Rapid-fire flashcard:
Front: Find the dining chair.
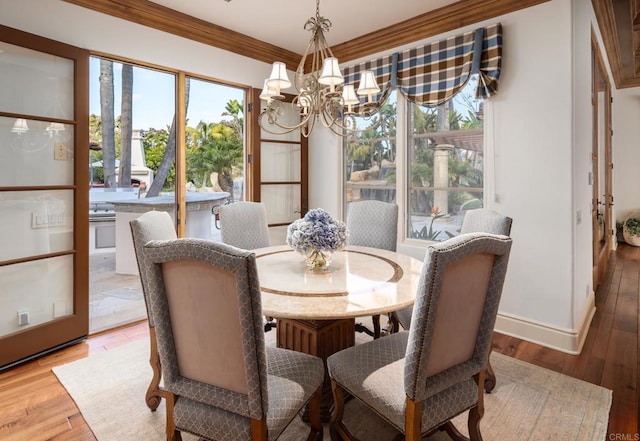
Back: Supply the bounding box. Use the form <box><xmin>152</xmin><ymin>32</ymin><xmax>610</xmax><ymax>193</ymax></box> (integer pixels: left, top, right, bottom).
<box><xmin>390</xmin><ymin>208</ymin><xmax>513</xmax><ymax>393</ymax></box>
<box><xmin>219</xmin><ymin>201</ymin><xmax>271</xmax><ymax>250</ymax></box>
<box><xmin>346</xmin><ymin>199</ymin><xmax>398</xmax><ymax>339</ymax></box>
<box><xmin>142</xmin><ymin>238</ymin><xmax>325</xmax><ymax>441</ymax></box>
<box><xmin>218</xmin><ymin>201</ymin><xmax>276</xmax><ymax>331</ymax></box>
<box><xmin>327</xmin><ymin>233</ymin><xmax>513</xmax><ymax>441</ymax></box>
<box><xmin>129</xmin><ymin>210</ymin><xmax>177</xmax><ymax>411</ymax></box>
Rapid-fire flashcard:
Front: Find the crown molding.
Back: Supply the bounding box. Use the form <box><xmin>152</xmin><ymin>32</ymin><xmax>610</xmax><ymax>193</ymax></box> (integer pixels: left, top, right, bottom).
<box><xmin>63</xmin><ymin>0</ymin><xmax>551</xmax><ymax>73</ymax></box>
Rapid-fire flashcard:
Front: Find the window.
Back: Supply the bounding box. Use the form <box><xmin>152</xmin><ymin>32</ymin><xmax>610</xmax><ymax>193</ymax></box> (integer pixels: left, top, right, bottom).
<box><xmin>344</xmin><ymin>78</ymin><xmax>485</xmax><ymax>243</ymax></box>
<box><xmin>345</xmin><ymin>91</ymin><xmax>397</xmax><ymax>207</ymax></box>
<box><xmin>407</xmin><ymin>77</ymin><xmax>484</xmax><ymax>241</ymax></box>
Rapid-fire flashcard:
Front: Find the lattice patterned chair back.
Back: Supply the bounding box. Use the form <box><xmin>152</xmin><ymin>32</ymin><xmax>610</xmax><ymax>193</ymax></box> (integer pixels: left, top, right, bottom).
<box><xmin>142</xmin><ymin>238</ymin><xmax>324</xmax><ymax>441</ymax></box>
<box><xmin>460</xmin><ymin>208</ymin><xmax>513</xmax><ymax>236</ymax></box>
<box><xmin>327</xmin><ymin>233</ymin><xmax>512</xmax><ymax>441</ymax></box>
<box><xmin>346</xmin><ymin>200</ymin><xmax>398</xmax><ymax>339</ymax></box>
<box><xmin>219</xmin><ymin>201</ymin><xmax>271</xmax><ymax>250</ymax></box>
<box><xmin>346</xmin><ymin>200</ymin><xmax>398</xmax><ymax>252</ymax></box>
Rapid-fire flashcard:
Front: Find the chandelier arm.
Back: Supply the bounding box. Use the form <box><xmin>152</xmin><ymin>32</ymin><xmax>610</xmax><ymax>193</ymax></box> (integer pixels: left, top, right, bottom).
<box><xmin>258</xmin><ymin>101</ymin><xmax>316</xmax><ymax>136</ymax></box>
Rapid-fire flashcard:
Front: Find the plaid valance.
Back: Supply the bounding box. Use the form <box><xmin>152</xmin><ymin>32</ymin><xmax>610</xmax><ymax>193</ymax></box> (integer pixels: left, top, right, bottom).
<box><xmin>342</xmin><ymin>53</ymin><xmax>395</xmax><ymax>109</ymax></box>
<box><xmin>342</xmin><ymin>23</ymin><xmax>502</xmax><ymax>108</ymax></box>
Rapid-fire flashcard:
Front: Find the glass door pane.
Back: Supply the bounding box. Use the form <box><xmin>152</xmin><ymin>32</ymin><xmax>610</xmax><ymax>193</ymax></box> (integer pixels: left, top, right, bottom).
<box><xmin>0</xmin><ymin>33</ymin><xmax>89</xmax><ymax>369</ymax></box>
<box><xmin>184</xmin><ymin>77</ymin><xmax>245</xmax><ymax>242</ymax></box>
<box><xmin>88</xmin><ymin>56</ymin><xmax>176</xmax><ymax>332</ymax></box>
<box><xmin>254</xmin><ymin>90</ymin><xmax>307</xmax><ymax>245</ymax></box>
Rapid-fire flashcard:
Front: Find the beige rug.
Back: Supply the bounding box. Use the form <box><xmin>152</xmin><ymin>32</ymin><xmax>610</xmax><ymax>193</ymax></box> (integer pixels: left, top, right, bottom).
<box><xmin>53</xmin><ymin>337</ymin><xmax>611</xmax><ymax>441</ymax></box>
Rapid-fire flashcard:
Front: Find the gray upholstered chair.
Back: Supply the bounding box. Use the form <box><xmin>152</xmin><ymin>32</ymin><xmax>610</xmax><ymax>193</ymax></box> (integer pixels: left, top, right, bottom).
<box><xmin>392</xmin><ymin>208</ymin><xmax>513</xmax><ymax>331</ymax></box>
<box><xmin>460</xmin><ymin>208</ymin><xmax>513</xmax><ymax>237</ymax></box>
<box><xmin>346</xmin><ymin>199</ymin><xmax>398</xmax><ymax>339</ymax></box>
<box><xmin>219</xmin><ymin>201</ymin><xmax>271</xmax><ymax>251</ymax></box>
<box><xmin>141</xmin><ymin>238</ymin><xmax>324</xmax><ymax>441</ymax></box>
<box><xmin>129</xmin><ymin>210</ymin><xmax>177</xmax><ymax>411</ymax></box>
<box><xmin>390</xmin><ymin>208</ymin><xmax>513</xmax><ymax>393</ymax></box>
<box><xmin>327</xmin><ymin>233</ymin><xmax>512</xmax><ymax>441</ymax></box>
<box><xmin>218</xmin><ymin>201</ymin><xmax>275</xmax><ymax>331</ymax></box>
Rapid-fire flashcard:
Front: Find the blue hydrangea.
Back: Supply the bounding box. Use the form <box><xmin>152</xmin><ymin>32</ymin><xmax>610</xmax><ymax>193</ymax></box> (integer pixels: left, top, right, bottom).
<box><xmin>286</xmin><ymin>208</ymin><xmax>348</xmax><ymax>253</ymax></box>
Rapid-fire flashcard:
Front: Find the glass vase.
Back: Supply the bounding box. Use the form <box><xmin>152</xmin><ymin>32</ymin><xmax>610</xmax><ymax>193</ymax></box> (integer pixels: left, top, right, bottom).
<box><xmin>304</xmin><ymin>248</ymin><xmax>332</xmax><ymax>270</ymax></box>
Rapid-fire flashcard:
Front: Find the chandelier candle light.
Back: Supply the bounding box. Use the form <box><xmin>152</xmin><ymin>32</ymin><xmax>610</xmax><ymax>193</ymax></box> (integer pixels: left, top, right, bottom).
<box><xmin>259</xmin><ymin>0</ymin><xmax>381</xmax><ymax>137</ymax></box>
<box><xmin>286</xmin><ymin>208</ymin><xmax>348</xmax><ymax>270</ymax></box>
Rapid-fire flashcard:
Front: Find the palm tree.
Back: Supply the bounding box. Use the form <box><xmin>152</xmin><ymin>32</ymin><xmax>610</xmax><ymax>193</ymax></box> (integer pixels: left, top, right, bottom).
<box><xmin>118</xmin><ymin>63</ymin><xmax>133</xmax><ymax>188</ymax></box>
<box><xmin>188</xmin><ymin>121</ymin><xmax>243</xmax><ymax>193</ymax></box>
<box><xmin>221</xmin><ymin>99</ymin><xmax>244</xmax><ymax>137</ymax></box>
<box><xmin>99</xmin><ymin>59</ymin><xmax>116</xmax><ymax>188</ymax></box>
<box><xmin>146</xmin><ymin>80</ymin><xmax>191</xmax><ymax>197</ymax></box>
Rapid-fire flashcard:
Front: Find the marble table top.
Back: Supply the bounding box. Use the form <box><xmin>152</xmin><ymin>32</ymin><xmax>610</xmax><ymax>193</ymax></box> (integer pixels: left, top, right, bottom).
<box><xmin>255</xmin><ymin>245</ymin><xmax>423</xmax><ymax>320</ymax></box>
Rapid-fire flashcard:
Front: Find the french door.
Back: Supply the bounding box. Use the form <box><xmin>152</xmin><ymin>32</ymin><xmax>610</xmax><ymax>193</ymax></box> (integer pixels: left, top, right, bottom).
<box><xmin>249</xmin><ymin>89</ymin><xmax>308</xmax><ymax>244</ymax></box>
<box><xmin>0</xmin><ymin>26</ymin><xmax>89</xmax><ymax>369</ymax></box>
<box><xmin>591</xmin><ymin>35</ymin><xmax>613</xmax><ymax>290</ymax></box>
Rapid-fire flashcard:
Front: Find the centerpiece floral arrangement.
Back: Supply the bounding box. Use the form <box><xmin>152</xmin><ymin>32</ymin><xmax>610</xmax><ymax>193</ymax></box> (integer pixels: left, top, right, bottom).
<box><xmin>286</xmin><ymin>208</ymin><xmax>348</xmax><ymax>269</ymax></box>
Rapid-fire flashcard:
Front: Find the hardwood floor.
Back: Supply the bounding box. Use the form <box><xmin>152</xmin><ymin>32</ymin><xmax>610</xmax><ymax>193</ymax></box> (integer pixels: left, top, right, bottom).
<box><xmin>0</xmin><ymin>244</ymin><xmax>638</xmax><ymax>440</ymax></box>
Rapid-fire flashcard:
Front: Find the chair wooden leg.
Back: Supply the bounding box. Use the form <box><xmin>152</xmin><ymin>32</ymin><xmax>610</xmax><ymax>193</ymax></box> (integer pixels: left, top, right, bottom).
<box><xmin>306</xmin><ymin>386</ymin><xmax>323</xmax><ymax>441</ymax></box>
<box><xmin>404</xmin><ymin>397</ymin><xmax>423</xmax><ymax>441</ymax></box>
<box><xmin>468</xmin><ymin>371</ymin><xmax>486</xmax><ymax>441</ymax></box>
<box><xmin>329</xmin><ymin>379</ymin><xmax>358</xmax><ymax>440</ymax></box>
<box><xmin>165</xmin><ymin>393</ymin><xmax>182</xmax><ymax>441</ymax></box>
<box><xmin>264</xmin><ymin>316</ymin><xmax>277</xmax><ymax>332</ymax></box>
<box><xmin>372</xmin><ymin>314</ymin><xmax>381</xmax><ymax>339</ymax></box>
<box><xmin>388</xmin><ymin>313</ymin><xmax>400</xmax><ymax>334</ymax></box>
<box><xmin>146</xmin><ymin>326</ymin><xmax>166</xmax><ymax>411</ymax></box>
<box><xmin>483</xmin><ymin>358</ymin><xmax>496</xmax><ymax>393</ymax></box>
<box><xmin>442</xmin><ymin>421</ymin><xmax>468</xmax><ymax>441</ymax></box>
<box><xmin>250</xmin><ymin>418</ymin><xmax>268</xmax><ymax>441</ymax></box>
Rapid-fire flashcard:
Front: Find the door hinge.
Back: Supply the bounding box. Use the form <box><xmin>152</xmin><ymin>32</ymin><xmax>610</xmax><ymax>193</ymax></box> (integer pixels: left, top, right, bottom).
<box><xmin>248</xmin><ymin>154</ymin><xmax>253</xmax><ymax>164</ymax></box>
<box><xmin>248</xmin><ymin>103</ymin><xmax>253</xmax><ymax>112</ymax></box>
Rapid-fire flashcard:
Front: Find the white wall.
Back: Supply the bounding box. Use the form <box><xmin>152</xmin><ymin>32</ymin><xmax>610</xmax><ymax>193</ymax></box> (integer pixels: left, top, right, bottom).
<box><xmin>308</xmin><ymin>128</ymin><xmax>342</xmax><ymax>218</ymax></box>
<box><xmin>1</xmin><ymin>0</ymin><xmax>621</xmax><ymax>352</ymax></box>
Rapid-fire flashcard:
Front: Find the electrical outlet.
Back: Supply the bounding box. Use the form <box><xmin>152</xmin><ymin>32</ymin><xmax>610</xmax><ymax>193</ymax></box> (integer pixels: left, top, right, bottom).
<box><xmin>17</xmin><ymin>311</ymin><xmax>29</xmax><ymax>326</ymax></box>
<box><xmin>54</xmin><ymin>143</ymin><xmax>68</xmax><ymax>161</ymax></box>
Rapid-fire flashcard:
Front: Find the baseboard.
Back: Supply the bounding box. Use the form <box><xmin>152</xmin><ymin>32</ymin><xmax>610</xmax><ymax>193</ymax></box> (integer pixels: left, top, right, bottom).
<box><xmin>494</xmin><ymin>293</ymin><xmax>596</xmax><ymax>355</ymax></box>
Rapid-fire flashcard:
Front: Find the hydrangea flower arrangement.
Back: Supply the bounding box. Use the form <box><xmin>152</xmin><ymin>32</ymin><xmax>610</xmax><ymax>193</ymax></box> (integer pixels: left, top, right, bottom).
<box><xmin>286</xmin><ymin>208</ymin><xmax>348</xmax><ymax>267</ymax></box>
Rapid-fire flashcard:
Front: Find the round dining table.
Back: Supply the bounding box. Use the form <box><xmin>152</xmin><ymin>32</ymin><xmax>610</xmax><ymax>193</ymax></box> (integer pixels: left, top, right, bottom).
<box><xmin>254</xmin><ymin>244</ymin><xmax>424</xmax><ymax>420</ymax></box>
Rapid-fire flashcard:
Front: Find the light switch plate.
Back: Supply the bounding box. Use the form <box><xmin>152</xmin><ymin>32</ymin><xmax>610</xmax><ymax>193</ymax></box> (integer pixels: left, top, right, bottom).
<box><xmin>54</xmin><ymin>143</ymin><xmax>68</xmax><ymax>160</ymax></box>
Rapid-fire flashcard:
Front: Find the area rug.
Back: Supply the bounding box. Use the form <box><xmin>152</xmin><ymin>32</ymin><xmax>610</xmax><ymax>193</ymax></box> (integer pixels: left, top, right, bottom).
<box><xmin>53</xmin><ymin>338</ymin><xmax>611</xmax><ymax>441</ymax></box>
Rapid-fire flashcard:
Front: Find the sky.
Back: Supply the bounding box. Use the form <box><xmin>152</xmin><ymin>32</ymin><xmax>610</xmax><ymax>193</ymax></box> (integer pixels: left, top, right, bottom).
<box><xmin>89</xmin><ymin>57</ymin><xmax>244</xmax><ymax>131</ymax></box>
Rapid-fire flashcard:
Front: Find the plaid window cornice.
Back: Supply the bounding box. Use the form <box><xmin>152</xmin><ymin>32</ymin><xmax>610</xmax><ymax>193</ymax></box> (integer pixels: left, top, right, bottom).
<box><xmin>342</xmin><ymin>23</ymin><xmax>502</xmax><ymax>108</ymax></box>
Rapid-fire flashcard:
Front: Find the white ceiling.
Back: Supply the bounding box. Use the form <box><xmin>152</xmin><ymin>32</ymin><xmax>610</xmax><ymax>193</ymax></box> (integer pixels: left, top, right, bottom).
<box><xmin>149</xmin><ymin>0</ymin><xmax>460</xmax><ymax>54</ymax></box>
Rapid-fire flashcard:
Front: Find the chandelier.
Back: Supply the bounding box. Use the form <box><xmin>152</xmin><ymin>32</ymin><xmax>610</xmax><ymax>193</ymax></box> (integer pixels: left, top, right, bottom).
<box><xmin>258</xmin><ymin>0</ymin><xmax>381</xmax><ymax>138</ymax></box>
